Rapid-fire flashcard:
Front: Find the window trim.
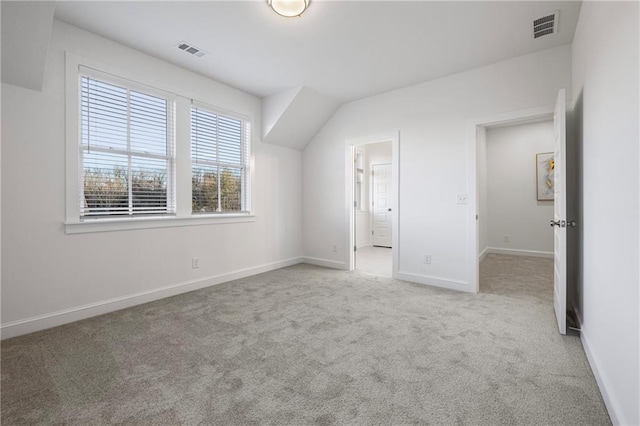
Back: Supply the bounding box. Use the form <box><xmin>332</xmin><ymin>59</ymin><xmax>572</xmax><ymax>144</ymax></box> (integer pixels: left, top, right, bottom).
<box><xmin>65</xmin><ymin>213</ymin><xmax>256</xmax><ymax>234</ymax></box>
<box><xmin>190</xmin><ymin>100</ymin><xmax>251</xmax><ymax>215</ymax></box>
<box><xmin>78</xmin><ymin>67</ymin><xmax>177</xmax><ymax>219</ymax></box>
<box><xmin>65</xmin><ymin>53</ymin><xmax>256</xmax><ymax>234</ymax></box>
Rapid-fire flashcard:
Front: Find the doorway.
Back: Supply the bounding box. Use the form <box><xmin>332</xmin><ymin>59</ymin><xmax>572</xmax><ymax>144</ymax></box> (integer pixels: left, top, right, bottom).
<box><xmin>346</xmin><ymin>132</ymin><xmax>399</xmax><ymax>278</ymax></box>
<box><xmin>354</xmin><ymin>143</ymin><xmax>392</xmax><ymax>276</ymax></box>
<box><xmin>468</xmin><ymin>105</ymin><xmax>554</xmax><ymax>292</ymax></box>
<box><xmin>477</xmin><ymin>119</ymin><xmax>556</xmax><ymax>317</ymax></box>
<box><xmin>471</xmin><ymin>90</ymin><xmax>575</xmax><ymax>335</ymax></box>
<box><xmin>478</xmin><ymin>119</ymin><xmax>555</xmax><ymax>262</ymax></box>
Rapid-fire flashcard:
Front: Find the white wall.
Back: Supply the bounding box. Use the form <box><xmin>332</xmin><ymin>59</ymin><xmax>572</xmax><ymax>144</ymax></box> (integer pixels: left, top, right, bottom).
<box><xmin>485</xmin><ymin>121</ymin><xmax>554</xmax><ymax>255</ymax></box>
<box><xmin>1</xmin><ymin>21</ymin><xmax>303</xmax><ymax>337</ymax></box>
<box><xmin>303</xmin><ymin>45</ymin><xmax>572</xmax><ymax>291</ymax></box>
<box><xmin>571</xmin><ymin>2</ymin><xmax>639</xmax><ymax>425</ymax></box>
<box><xmin>366</xmin><ymin>141</ymin><xmax>392</xmax><ymax>165</ymax></box>
<box><xmin>0</xmin><ymin>3</ymin><xmax>3</xmax><ymax>333</ymax></box>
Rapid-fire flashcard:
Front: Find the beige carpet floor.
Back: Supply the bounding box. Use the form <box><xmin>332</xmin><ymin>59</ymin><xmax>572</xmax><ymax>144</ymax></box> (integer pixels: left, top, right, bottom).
<box><xmin>1</xmin><ymin>254</ymin><xmax>610</xmax><ymax>425</ymax></box>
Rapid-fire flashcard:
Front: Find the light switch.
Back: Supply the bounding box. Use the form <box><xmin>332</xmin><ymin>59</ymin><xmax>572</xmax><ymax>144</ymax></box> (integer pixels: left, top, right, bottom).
<box><xmin>456</xmin><ymin>193</ymin><xmax>468</xmax><ymax>204</ymax></box>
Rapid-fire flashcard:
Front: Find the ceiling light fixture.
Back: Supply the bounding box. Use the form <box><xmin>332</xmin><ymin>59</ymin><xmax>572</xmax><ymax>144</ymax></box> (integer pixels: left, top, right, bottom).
<box><xmin>267</xmin><ymin>0</ymin><xmax>310</xmax><ymax>17</ymax></box>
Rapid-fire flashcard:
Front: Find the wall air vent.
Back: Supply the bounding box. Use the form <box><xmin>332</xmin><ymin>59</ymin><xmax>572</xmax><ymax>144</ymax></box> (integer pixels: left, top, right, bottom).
<box><xmin>533</xmin><ymin>11</ymin><xmax>559</xmax><ymax>39</ymax></box>
<box><xmin>176</xmin><ymin>41</ymin><xmax>207</xmax><ymax>58</ymax></box>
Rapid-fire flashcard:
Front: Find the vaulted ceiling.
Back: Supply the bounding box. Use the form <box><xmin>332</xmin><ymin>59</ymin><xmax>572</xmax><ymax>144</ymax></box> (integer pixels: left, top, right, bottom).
<box><xmin>2</xmin><ymin>1</ymin><xmax>582</xmax><ymax>149</ymax></box>
<box><xmin>54</xmin><ymin>1</ymin><xmax>581</xmax><ymax>102</ymax></box>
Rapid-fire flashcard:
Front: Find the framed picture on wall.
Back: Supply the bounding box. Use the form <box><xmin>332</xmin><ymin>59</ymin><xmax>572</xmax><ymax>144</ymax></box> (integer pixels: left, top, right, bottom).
<box><xmin>536</xmin><ymin>152</ymin><xmax>554</xmax><ymax>201</ymax></box>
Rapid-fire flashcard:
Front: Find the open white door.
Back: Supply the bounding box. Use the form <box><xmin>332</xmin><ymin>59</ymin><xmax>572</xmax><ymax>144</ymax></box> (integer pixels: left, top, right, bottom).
<box><xmin>552</xmin><ymin>88</ymin><xmax>567</xmax><ymax>335</ymax></box>
<box><xmin>372</xmin><ymin>164</ymin><xmax>392</xmax><ymax>247</ymax></box>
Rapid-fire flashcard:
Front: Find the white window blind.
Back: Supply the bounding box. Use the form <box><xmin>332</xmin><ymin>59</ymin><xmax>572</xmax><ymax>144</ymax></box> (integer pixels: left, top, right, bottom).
<box><xmin>191</xmin><ymin>104</ymin><xmax>250</xmax><ymax>213</ymax></box>
<box><xmin>79</xmin><ymin>70</ymin><xmax>176</xmax><ymax>218</ymax></box>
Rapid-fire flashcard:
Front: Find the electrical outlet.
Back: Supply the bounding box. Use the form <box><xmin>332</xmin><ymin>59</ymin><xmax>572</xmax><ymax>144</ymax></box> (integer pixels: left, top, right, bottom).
<box><xmin>503</xmin><ymin>234</ymin><xmax>510</xmax><ymax>243</ymax></box>
<box><xmin>192</xmin><ymin>257</ymin><xmax>200</xmax><ymax>269</ymax></box>
<box><xmin>424</xmin><ymin>254</ymin><xmax>431</xmax><ymax>264</ymax></box>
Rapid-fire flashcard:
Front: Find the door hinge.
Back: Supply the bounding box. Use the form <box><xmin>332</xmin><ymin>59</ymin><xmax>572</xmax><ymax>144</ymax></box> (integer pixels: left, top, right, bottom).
<box><xmin>372</xmin><ymin>230</ymin><xmax>374</xmax><ymax>235</ymax></box>
<box><xmin>354</xmin><ymin>201</ymin><xmax>357</xmax><ymax>208</ymax></box>
<box><xmin>354</xmin><ymin>245</ymin><xmax>357</xmax><ymax>252</ymax></box>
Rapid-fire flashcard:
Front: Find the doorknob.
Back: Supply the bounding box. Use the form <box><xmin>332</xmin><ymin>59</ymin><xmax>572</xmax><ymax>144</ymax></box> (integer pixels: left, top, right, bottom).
<box><xmin>388</xmin><ymin>208</ymin><xmax>392</xmax><ymax>212</ymax></box>
<box><xmin>550</xmin><ymin>220</ymin><xmax>574</xmax><ymax>228</ymax></box>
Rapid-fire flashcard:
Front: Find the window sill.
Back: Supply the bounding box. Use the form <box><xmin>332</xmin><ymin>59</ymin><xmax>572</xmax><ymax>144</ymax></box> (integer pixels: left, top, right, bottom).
<box><xmin>65</xmin><ymin>214</ymin><xmax>256</xmax><ymax>234</ymax></box>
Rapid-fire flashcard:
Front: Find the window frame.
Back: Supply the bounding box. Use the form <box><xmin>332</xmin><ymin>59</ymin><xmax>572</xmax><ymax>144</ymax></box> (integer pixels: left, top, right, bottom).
<box><xmin>190</xmin><ymin>101</ymin><xmax>252</xmax><ymax>215</ymax></box>
<box><xmin>78</xmin><ymin>68</ymin><xmax>177</xmax><ymax>219</ymax></box>
<box><xmin>64</xmin><ymin>53</ymin><xmax>255</xmax><ymax>234</ymax></box>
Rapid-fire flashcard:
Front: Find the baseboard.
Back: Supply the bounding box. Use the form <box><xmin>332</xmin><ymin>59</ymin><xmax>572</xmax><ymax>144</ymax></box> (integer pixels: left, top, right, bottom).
<box><xmin>479</xmin><ymin>247</ymin><xmax>489</xmax><ymax>262</ymax></box>
<box><xmin>395</xmin><ymin>271</ymin><xmax>472</xmax><ymax>293</ymax></box>
<box><xmin>1</xmin><ymin>257</ymin><xmax>303</xmax><ymax>340</ymax></box>
<box><xmin>301</xmin><ymin>256</ymin><xmax>347</xmax><ymax>270</ymax></box>
<box><xmin>486</xmin><ymin>247</ymin><xmax>554</xmax><ymax>259</ymax></box>
<box><xmin>580</xmin><ymin>327</ymin><xmax>625</xmax><ymax>426</ymax></box>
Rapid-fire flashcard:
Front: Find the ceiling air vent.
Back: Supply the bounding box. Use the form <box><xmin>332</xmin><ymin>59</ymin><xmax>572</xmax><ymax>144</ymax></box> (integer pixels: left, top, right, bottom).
<box><xmin>533</xmin><ymin>11</ymin><xmax>559</xmax><ymax>39</ymax></box>
<box><xmin>176</xmin><ymin>41</ymin><xmax>207</xmax><ymax>58</ymax></box>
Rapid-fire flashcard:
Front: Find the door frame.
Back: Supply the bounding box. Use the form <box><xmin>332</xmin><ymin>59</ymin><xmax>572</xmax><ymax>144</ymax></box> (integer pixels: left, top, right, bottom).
<box><xmin>346</xmin><ymin>132</ymin><xmax>400</xmax><ymax>276</ymax></box>
<box><xmin>467</xmin><ymin>105</ymin><xmax>555</xmax><ymax>293</ymax></box>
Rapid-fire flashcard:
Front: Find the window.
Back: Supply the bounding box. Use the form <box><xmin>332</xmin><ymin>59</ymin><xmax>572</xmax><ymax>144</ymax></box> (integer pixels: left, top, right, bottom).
<box><xmin>79</xmin><ymin>70</ymin><xmax>175</xmax><ymax>218</ymax></box>
<box><xmin>191</xmin><ymin>104</ymin><xmax>250</xmax><ymax>214</ymax></box>
<box><xmin>66</xmin><ymin>55</ymin><xmax>255</xmax><ymax>233</ymax></box>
